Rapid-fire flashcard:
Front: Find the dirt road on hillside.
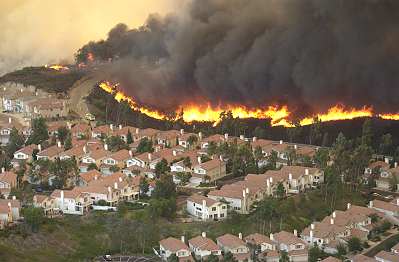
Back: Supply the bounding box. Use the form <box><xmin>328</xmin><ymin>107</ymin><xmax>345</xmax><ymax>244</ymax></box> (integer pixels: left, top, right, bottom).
<box><xmin>68</xmin><ymin>74</ymin><xmax>103</xmax><ymax>118</ymax></box>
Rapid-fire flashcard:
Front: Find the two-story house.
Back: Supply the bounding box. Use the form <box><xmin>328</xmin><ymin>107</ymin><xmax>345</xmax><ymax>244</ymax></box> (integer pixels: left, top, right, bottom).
<box><xmin>186</xmin><ymin>194</ymin><xmax>227</xmax><ymax>221</ymax></box>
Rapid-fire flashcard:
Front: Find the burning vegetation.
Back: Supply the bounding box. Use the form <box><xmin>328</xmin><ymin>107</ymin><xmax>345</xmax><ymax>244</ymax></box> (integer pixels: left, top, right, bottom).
<box><xmin>98</xmin><ymin>81</ymin><xmax>399</xmax><ymax>127</ymax></box>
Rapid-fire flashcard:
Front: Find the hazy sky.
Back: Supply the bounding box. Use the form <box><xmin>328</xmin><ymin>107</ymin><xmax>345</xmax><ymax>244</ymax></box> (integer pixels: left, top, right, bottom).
<box><xmin>0</xmin><ymin>0</ymin><xmax>182</xmax><ymax>75</ymax></box>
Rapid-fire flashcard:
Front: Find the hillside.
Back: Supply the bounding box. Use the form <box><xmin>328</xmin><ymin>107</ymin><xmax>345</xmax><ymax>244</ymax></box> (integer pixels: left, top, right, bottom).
<box><xmin>0</xmin><ymin>66</ymin><xmax>86</xmax><ymax>93</ymax></box>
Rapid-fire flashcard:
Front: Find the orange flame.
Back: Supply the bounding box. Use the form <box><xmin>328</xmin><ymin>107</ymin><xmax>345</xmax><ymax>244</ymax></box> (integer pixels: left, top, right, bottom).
<box><xmin>44</xmin><ymin>64</ymin><xmax>69</xmax><ymax>71</ymax></box>
<box><xmin>98</xmin><ymin>81</ymin><xmax>399</xmax><ymax>127</ymax></box>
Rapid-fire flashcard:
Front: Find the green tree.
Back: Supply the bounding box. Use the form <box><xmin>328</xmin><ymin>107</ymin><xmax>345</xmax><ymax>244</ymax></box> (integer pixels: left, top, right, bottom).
<box><xmin>64</xmin><ymin>133</ymin><xmax>72</xmax><ymax>150</ymax></box>
<box><xmin>308</xmin><ymin>246</ymin><xmax>326</xmax><ymax>262</ymax></box>
<box><xmin>223</xmin><ymin>251</ymin><xmax>237</xmax><ymax>262</ymax></box>
<box><xmin>152</xmin><ymin>174</ymin><xmax>176</xmax><ymax>199</ymax></box>
<box><xmin>6</xmin><ymin>127</ymin><xmax>24</xmax><ymax>157</ymax></box>
<box><xmin>314</xmin><ymin>148</ymin><xmax>329</xmax><ymax>169</ymax></box>
<box><xmin>276</xmin><ymin>182</ymin><xmax>285</xmax><ymax>199</ymax></box>
<box><xmin>253</xmin><ymin>126</ymin><xmax>266</xmax><ymax>139</ymax></box>
<box><xmin>126</xmin><ymin>129</ymin><xmax>133</xmax><ymax>144</ymax></box>
<box><xmin>23</xmin><ymin>207</ymin><xmax>44</xmax><ymax>232</ymax></box>
<box><xmin>361</xmin><ymin>119</ymin><xmax>373</xmax><ymax>148</ymax></box>
<box><xmin>279</xmin><ymin>251</ymin><xmax>289</xmax><ymax>262</ymax></box>
<box><xmin>187</xmin><ymin>135</ymin><xmax>198</xmax><ymax>148</ymax></box>
<box><xmin>57</xmin><ymin>126</ymin><xmax>70</xmax><ymax>144</ymax></box>
<box><xmin>155</xmin><ymin>158</ymin><xmax>170</xmax><ymax>178</ymax></box>
<box><xmin>207</xmin><ymin>141</ymin><xmax>218</xmax><ymax>156</ymax></box>
<box><xmin>267</xmin><ymin>151</ymin><xmax>278</xmax><ymax>170</ymax></box>
<box><xmin>27</xmin><ymin>118</ymin><xmax>49</xmax><ymax>145</ymax></box>
<box><xmin>309</xmin><ymin>117</ymin><xmax>322</xmax><ymax>145</ymax></box>
<box><xmin>87</xmin><ymin>163</ymin><xmax>98</xmax><ymax>171</ymax></box>
<box><xmin>183</xmin><ymin>157</ymin><xmax>192</xmax><ymax>169</ymax></box>
<box><xmin>136</xmin><ymin>138</ymin><xmax>154</xmax><ymax>153</ymax></box>
<box><xmin>207</xmin><ymin>254</ymin><xmax>219</xmax><ymax>262</ymax></box>
<box><xmin>106</xmin><ymin>136</ymin><xmax>129</xmax><ymax>152</ymax></box>
<box><xmin>139</xmin><ymin>178</ymin><xmax>149</xmax><ymax>195</ymax></box>
<box><xmin>348</xmin><ymin>237</ymin><xmax>362</xmax><ymax>252</ymax></box>
<box><xmin>167</xmin><ymin>254</ymin><xmax>178</xmax><ymax>262</ymax></box>
<box><xmin>379</xmin><ymin>133</ymin><xmax>393</xmax><ymax>155</ymax></box>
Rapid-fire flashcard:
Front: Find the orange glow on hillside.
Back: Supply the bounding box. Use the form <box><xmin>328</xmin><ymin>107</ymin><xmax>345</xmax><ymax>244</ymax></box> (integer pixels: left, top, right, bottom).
<box><xmin>44</xmin><ymin>64</ymin><xmax>69</xmax><ymax>71</ymax></box>
<box><xmin>98</xmin><ymin>81</ymin><xmax>399</xmax><ymax>127</ymax></box>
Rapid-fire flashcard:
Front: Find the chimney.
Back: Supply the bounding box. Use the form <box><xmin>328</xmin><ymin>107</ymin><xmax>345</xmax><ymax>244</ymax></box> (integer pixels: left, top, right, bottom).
<box><xmin>219</xmin><ymin>155</ymin><xmax>223</xmax><ymax>161</ymax></box>
<box><xmin>279</xmin><ymin>140</ymin><xmax>283</xmax><ymax>144</ymax></box>
<box><xmin>198</xmin><ymin>156</ymin><xmax>202</xmax><ymax>165</ymax></box>
<box><xmin>310</xmin><ymin>230</ymin><xmax>313</xmax><ymax>242</ymax></box>
<box><xmin>293</xmin><ymin>229</ymin><xmax>298</xmax><ymax>237</ymax></box>
<box><xmin>242</xmin><ymin>189</ymin><xmax>246</xmax><ymax>198</ymax></box>
<box><xmin>369</xmin><ymin>201</ymin><xmax>373</xmax><ymax>208</ymax></box>
<box><xmin>83</xmin><ymin>145</ymin><xmax>87</xmax><ymax>154</ymax></box>
<box><xmin>239</xmin><ymin>135</ymin><xmax>244</xmax><ymax>140</ymax></box>
<box><xmin>252</xmin><ymin>137</ymin><xmax>257</xmax><ymax>142</ymax></box>
<box><xmin>332</xmin><ymin>211</ymin><xmax>336</xmax><ymax>218</ymax></box>
<box><xmin>129</xmin><ymin>150</ymin><xmax>133</xmax><ymax>157</ymax></box>
<box><xmin>269</xmin><ymin>177</ymin><xmax>273</xmax><ymax>183</ymax></box>
<box><xmin>12</xmin><ymin>196</ymin><xmax>16</xmax><ymax>200</ymax></box>
<box><xmin>202</xmin><ymin>199</ymin><xmax>206</xmax><ymax>208</ymax></box>
<box><xmin>57</xmin><ymin>141</ymin><xmax>62</xmax><ymax>148</ymax></box>
<box><xmin>238</xmin><ymin>233</ymin><xmax>242</xmax><ymax>239</ymax></box>
<box><xmin>202</xmin><ymin>232</ymin><xmax>206</xmax><ymax>238</ymax></box>
<box><xmin>311</xmin><ymin>223</ymin><xmax>315</xmax><ymax>230</ymax></box>
<box><xmin>148</xmin><ymin>153</ymin><xmax>152</xmax><ymax>161</ymax></box>
<box><xmin>288</xmin><ymin>173</ymin><xmax>292</xmax><ymax>181</ymax></box>
<box><xmin>135</xmin><ymin>128</ymin><xmax>139</xmax><ymax>134</ymax></box>
<box><xmin>395</xmin><ymin>162</ymin><xmax>398</xmax><ymax>168</ymax></box>
<box><xmin>119</xmin><ymin>177</ymin><xmax>123</xmax><ymax>182</ymax></box>
<box><xmin>119</xmin><ymin>124</ymin><xmax>122</xmax><ymax>130</ymax></box>
<box><xmin>347</xmin><ymin>203</ymin><xmax>351</xmax><ymax>210</ymax></box>
<box><xmin>0</xmin><ymin>167</ymin><xmax>4</xmax><ymax>173</ymax></box>
<box><xmin>294</xmin><ymin>144</ymin><xmax>297</xmax><ymax>150</ymax></box>
<box><xmin>180</xmin><ymin>129</ymin><xmax>184</xmax><ymax>135</ymax></box>
<box><xmin>245</xmin><ymin>188</ymin><xmax>249</xmax><ymax>194</ymax></box>
<box><xmin>104</xmin><ymin>144</ymin><xmax>109</xmax><ymax>151</ymax></box>
<box><xmin>269</xmin><ymin>233</ymin><xmax>274</xmax><ymax>241</ymax></box>
<box><xmin>267</xmin><ymin>179</ymin><xmax>270</xmax><ymax>187</ymax></box>
<box><xmin>60</xmin><ymin>190</ymin><xmax>64</xmax><ymax>210</ymax></box>
<box><xmin>224</xmin><ymin>133</ymin><xmax>229</xmax><ymax>140</ymax></box>
<box><xmin>94</xmin><ymin>176</ymin><xmax>98</xmax><ymax>180</ymax></box>
<box><xmin>108</xmin><ymin>186</ymin><xmax>112</xmax><ymax>193</ymax></box>
<box><xmin>173</xmin><ymin>150</ymin><xmax>177</xmax><ymax>156</ymax></box>
<box><xmin>305</xmin><ymin>169</ymin><xmax>309</xmax><ymax>175</ymax></box>
<box><xmin>38</xmin><ymin>144</ymin><xmax>42</xmax><ymax>152</ymax></box>
<box><xmin>385</xmin><ymin>157</ymin><xmax>389</xmax><ymax>164</ymax></box>
<box><xmin>110</xmin><ymin>124</ymin><xmax>114</xmax><ymax>130</ymax></box>
<box><xmin>8</xmin><ymin>117</ymin><xmax>11</xmax><ymax>124</ymax></box>
<box><xmin>181</xmin><ymin>236</ymin><xmax>185</xmax><ymax>243</ymax></box>
<box><xmin>330</xmin><ymin>218</ymin><xmax>334</xmax><ymax>225</ymax></box>
<box><xmin>114</xmin><ymin>182</ymin><xmax>118</xmax><ymax>189</ymax></box>
<box><xmin>198</xmin><ymin>132</ymin><xmax>203</xmax><ymax>140</ymax></box>
<box><xmin>396</xmin><ymin>198</ymin><xmax>399</xmax><ymax>206</ymax></box>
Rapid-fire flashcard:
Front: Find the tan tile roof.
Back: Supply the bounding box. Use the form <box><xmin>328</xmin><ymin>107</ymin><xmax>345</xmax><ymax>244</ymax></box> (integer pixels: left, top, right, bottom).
<box><xmin>47</xmin><ymin>121</ymin><xmax>67</xmax><ymax>132</ymax></box>
<box><xmin>188</xmin><ymin>236</ymin><xmax>220</xmax><ymax>251</ymax></box>
<box><xmin>33</xmin><ymin>194</ymin><xmax>49</xmax><ymax>204</ymax></box>
<box><xmin>202</xmin><ymin>134</ymin><xmax>225</xmax><ymax>143</ymax></box>
<box><xmin>273</xmin><ymin>231</ymin><xmax>306</xmax><ymax>246</ymax></box>
<box><xmin>0</xmin><ymin>171</ymin><xmax>17</xmax><ymax>186</ymax></box>
<box><xmin>51</xmin><ymin>188</ymin><xmax>85</xmax><ymax>199</ymax></box>
<box><xmin>352</xmin><ymin>254</ymin><xmax>376</xmax><ymax>262</ymax></box>
<box><xmin>373</xmin><ymin>199</ymin><xmax>399</xmax><ymax>213</ymax></box>
<box><xmin>112</xmin><ymin>126</ymin><xmax>136</xmax><ymax>136</ymax></box>
<box><xmin>87</xmin><ymin>148</ymin><xmax>109</xmax><ymax>160</ymax></box>
<box><xmin>92</xmin><ymin>125</ymin><xmax>111</xmax><ymax>134</ymax></box>
<box><xmin>107</xmin><ymin>149</ymin><xmax>131</xmax><ymax>162</ymax></box>
<box><xmin>244</xmin><ymin>233</ymin><xmax>274</xmax><ymax>246</ymax></box>
<box><xmin>187</xmin><ymin>195</ymin><xmax>218</xmax><ymax>207</ymax></box>
<box><xmin>139</xmin><ymin>128</ymin><xmax>160</xmax><ymax>138</ymax></box>
<box><xmin>60</xmin><ymin>145</ymin><xmax>86</xmax><ymax>158</ymax></box>
<box><xmin>251</xmin><ymin>139</ymin><xmax>274</xmax><ymax>149</ymax></box>
<box><xmin>279</xmin><ymin>166</ymin><xmax>320</xmax><ymax>180</ymax></box>
<box><xmin>391</xmin><ymin>243</ymin><xmax>399</xmax><ymax>252</ymax></box>
<box><xmin>368</xmin><ymin>161</ymin><xmax>390</xmax><ymax>170</ymax></box>
<box><xmin>375</xmin><ymin>251</ymin><xmax>399</xmax><ymax>262</ymax></box>
<box><xmin>321</xmin><ymin>257</ymin><xmax>341</xmax><ymax>262</ymax></box>
<box><xmin>160</xmin><ymin>237</ymin><xmax>189</xmax><ymax>252</ymax></box>
<box><xmin>216</xmin><ymin>234</ymin><xmax>246</xmax><ymax>248</ymax></box>
<box><xmin>37</xmin><ymin>145</ymin><xmax>64</xmax><ymax>158</ymax></box>
<box><xmin>80</xmin><ymin>170</ymin><xmax>101</xmax><ymax>183</ymax></box>
<box><xmin>71</xmin><ymin>123</ymin><xmax>91</xmax><ymax>134</ymax></box>
<box><xmin>157</xmin><ymin>130</ymin><xmax>180</xmax><ymax>140</ymax></box>
<box><xmin>197</xmin><ymin>158</ymin><xmax>224</xmax><ymax>171</ymax></box>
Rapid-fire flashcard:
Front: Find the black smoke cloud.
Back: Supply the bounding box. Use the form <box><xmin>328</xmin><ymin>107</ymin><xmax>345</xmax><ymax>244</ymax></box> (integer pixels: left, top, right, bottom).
<box><xmin>79</xmin><ymin>0</ymin><xmax>399</xmax><ymax>115</ymax></box>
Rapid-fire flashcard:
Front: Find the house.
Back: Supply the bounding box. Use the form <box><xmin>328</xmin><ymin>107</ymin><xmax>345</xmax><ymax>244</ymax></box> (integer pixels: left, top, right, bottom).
<box><xmin>0</xmin><ymin>171</ymin><xmax>17</xmax><ymax>198</ymax></box>
<box><xmin>101</xmin><ymin>149</ymin><xmax>132</xmax><ymax>175</ymax></box>
<box><xmin>80</xmin><ymin>148</ymin><xmax>109</xmax><ymax>173</ymax></box>
<box><xmin>91</xmin><ymin>124</ymin><xmax>112</xmax><ymax>139</ymax></box>
<box><xmin>59</xmin><ymin>144</ymin><xmax>87</xmax><ymax>161</ymax></box>
<box><xmin>0</xmin><ymin>198</ymin><xmax>21</xmax><ymax>229</ymax></box>
<box><xmin>136</xmin><ymin>128</ymin><xmax>160</xmax><ymax>141</ymax></box>
<box><xmin>375</xmin><ymin>250</ymin><xmax>399</xmax><ymax>262</ymax></box>
<box><xmin>369</xmin><ymin>199</ymin><xmax>399</xmax><ymax>225</ymax></box>
<box><xmin>321</xmin><ymin>257</ymin><xmax>342</xmax><ymax>262</ymax></box>
<box><xmin>71</xmin><ymin>123</ymin><xmax>91</xmax><ymax>138</ymax></box>
<box><xmin>33</xmin><ymin>194</ymin><xmax>57</xmax><ymax>217</ymax></box>
<box><xmin>157</xmin><ymin>130</ymin><xmax>180</xmax><ymax>147</ymax></box>
<box><xmin>12</xmin><ymin>144</ymin><xmax>38</xmax><ymax>167</ymax></box>
<box><xmin>301</xmin><ymin>221</ymin><xmax>349</xmax><ymax>254</ymax></box>
<box><xmin>244</xmin><ymin>233</ymin><xmax>276</xmax><ymax>253</ymax></box>
<box><xmin>36</xmin><ymin>142</ymin><xmax>64</xmax><ymax>161</ymax></box>
<box><xmin>186</xmin><ymin>194</ymin><xmax>227</xmax><ymax>221</ymax></box>
<box><xmin>278</xmin><ymin>166</ymin><xmax>324</xmax><ymax>193</ymax></box>
<box><xmin>200</xmin><ymin>134</ymin><xmax>226</xmax><ymax>149</ymax></box>
<box><xmin>158</xmin><ymin>236</ymin><xmax>193</xmax><ymax>261</ymax></box>
<box><xmin>78</xmin><ymin>169</ymin><xmax>102</xmax><ymax>186</ymax></box>
<box><xmin>178</xmin><ymin>131</ymin><xmax>199</xmax><ymax>148</ymax></box>
<box><xmin>351</xmin><ymin>254</ymin><xmax>377</xmax><ymax>262</ymax></box>
<box><xmin>50</xmin><ymin>188</ymin><xmax>91</xmax><ymax>215</ymax></box>
<box><xmin>216</xmin><ymin>233</ymin><xmax>251</xmax><ymax>262</ymax></box>
<box><xmin>376</xmin><ymin>166</ymin><xmax>399</xmax><ymax>192</ymax></box>
<box><xmin>193</xmin><ymin>158</ymin><xmax>226</xmax><ymax>182</ymax></box>
<box><xmin>47</xmin><ymin>121</ymin><xmax>67</xmax><ymax>137</ymax></box>
<box><xmin>112</xmin><ymin>125</ymin><xmax>135</xmax><ymax>142</ymax></box>
<box><xmin>188</xmin><ymin>232</ymin><xmax>222</xmax><ymax>260</ymax></box>
<box><xmin>392</xmin><ymin>243</ymin><xmax>399</xmax><ymax>254</ymax></box>
<box><xmin>271</xmin><ymin>231</ymin><xmax>308</xmax><ymax>262</ymax></box>
<box><xmin>365</xmin><ymin>160</ymin><xmax>390</xmax><ymax>175</ymax></box>
<box><xmin>27</xmin><ymin>98</ymin><xmax>69</xmax><ymax>118</ymax></box>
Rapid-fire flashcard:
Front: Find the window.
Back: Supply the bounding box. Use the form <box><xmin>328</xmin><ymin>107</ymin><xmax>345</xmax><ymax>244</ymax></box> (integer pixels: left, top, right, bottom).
<box><xmin>222</xmin><ymin>205</ymin><xmax>226</xmax><ymax>209</ymax></box>
<box><xmin>212</xmin><ymin>207</ymin><xmax>216</xmax><ymax>211</ymax></box>
<box><xmin>220</xmin><ymin>213</ymin><xmax>224</xmax><ymax>218</ymax></box>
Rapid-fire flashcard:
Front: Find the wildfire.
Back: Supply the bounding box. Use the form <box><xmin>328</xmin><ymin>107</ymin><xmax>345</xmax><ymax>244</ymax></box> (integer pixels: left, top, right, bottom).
<box><xmin>98</xmin><ymin>81</ymin><xmax>399</xmax><ymax>127</ymax></box>
<box><xmin>44</xmin><ymin>64</ymin><xmax>69</xmax><ymax>71</ymax></box>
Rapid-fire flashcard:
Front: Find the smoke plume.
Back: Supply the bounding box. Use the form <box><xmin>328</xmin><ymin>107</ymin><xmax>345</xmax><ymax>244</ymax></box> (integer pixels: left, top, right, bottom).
<box><xmin>0</xmin><ymin>0</ymin><xmax>180</xmax><ymax>76</ymax></box>
<box><xmin>80</xmin><ymin>0</ymin><xmax>399</xmax><ymax>116</ymax></box>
